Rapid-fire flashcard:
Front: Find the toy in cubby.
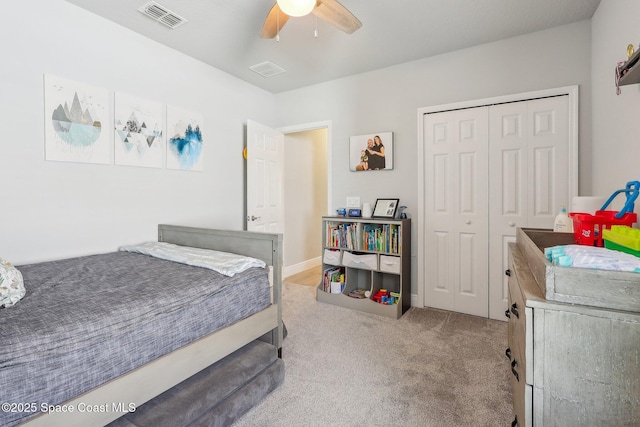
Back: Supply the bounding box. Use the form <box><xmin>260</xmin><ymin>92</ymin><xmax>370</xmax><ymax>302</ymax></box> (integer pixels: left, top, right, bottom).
<box><xmin>371</xmin><ymin>289</ymin><xmax>400</xmax><ymax>305</ymax></box>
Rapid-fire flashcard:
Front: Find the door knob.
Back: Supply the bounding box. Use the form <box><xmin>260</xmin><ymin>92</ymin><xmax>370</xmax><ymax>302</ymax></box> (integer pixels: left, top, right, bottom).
<box><xmin>465</xmin><ymin>219</ymin><xmax>471</xmax><ymax>224</ymax></box>
<box><xmin>247</xmin><ymin>215</ymin><xmax>261</xmax><ymax>221</ymax></box>
<box><xmin>508</xmin><ymin>221</ymin><xmax>515</xmax><ymax>227</ymax></box>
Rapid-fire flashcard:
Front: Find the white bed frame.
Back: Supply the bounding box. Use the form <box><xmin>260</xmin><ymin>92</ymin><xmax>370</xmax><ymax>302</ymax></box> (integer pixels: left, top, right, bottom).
<box><xmin>21</xmin><ymin>225</ymin><xmax>283</xmax><ymax>427</ymax></box>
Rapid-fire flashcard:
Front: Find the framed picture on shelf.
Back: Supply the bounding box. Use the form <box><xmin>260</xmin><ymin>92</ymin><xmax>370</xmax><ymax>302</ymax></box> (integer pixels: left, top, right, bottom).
<box><xmin>349</xmin><ymin>131</ymin><xmax>393</xmax><ymax>171</ymax></box>
<box><xmin>372</xmin><ymin>198</ymin><xmax>399</xmax><ymax>218</ymax></box>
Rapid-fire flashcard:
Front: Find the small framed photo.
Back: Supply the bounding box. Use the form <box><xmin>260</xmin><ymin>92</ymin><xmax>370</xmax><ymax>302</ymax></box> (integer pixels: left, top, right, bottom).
<box><xmin>372</xmin><ymin>198</ymin><xmax>400</xmax><ymax>219</ymax></box>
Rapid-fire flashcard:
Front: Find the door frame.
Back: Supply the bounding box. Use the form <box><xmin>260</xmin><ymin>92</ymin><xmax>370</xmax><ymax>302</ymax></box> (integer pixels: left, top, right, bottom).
<box><xmin>278</xmin><ymin>120</ymin><xmax>333</xmax><ymax>215</ymax></box>
<box><xmin>278</xmin><ymin>120</ymin><xmax>332</xmax><ymax>278</ymax></box>
<box><xmin>416</xmin><ymin>86</ymin><xmax>579</xmax><ymax>310</ymax></box>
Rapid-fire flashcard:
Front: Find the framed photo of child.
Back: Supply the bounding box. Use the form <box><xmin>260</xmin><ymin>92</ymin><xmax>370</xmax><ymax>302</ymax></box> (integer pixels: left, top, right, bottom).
<box><xmin>349</xmin><ymin>131</ymin><xmax>393</xmax><ymax>171</ymax></box>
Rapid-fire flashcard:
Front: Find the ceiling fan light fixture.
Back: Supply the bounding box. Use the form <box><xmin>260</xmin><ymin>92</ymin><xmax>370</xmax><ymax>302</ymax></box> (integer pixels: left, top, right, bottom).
<box><xmin>276</xmin><ymin>0</ymin><xmax>315</xmax><ymax>17</ymax></box>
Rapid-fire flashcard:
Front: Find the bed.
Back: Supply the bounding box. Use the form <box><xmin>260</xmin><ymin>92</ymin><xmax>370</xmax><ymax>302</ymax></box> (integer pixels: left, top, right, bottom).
<box><xmin>0</xmin><ymin>225</ymin><xmax>283</xmax><ymax>427</ymax></box>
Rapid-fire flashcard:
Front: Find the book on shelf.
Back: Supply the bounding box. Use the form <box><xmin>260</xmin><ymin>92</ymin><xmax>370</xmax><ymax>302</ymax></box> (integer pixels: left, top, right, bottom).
<box><xmin>362</xmin><ymin>224</ymin><xmax>402</xmax><ymax>254</ymax></box>
<box><xmin>322</xmin><ymin>266</ymin><xmax>344</xmax><ymax>293</ymax></box>
<box><xmin>326</xmin><ymin>222</ymin><xmax>363</xmax><ymax>250</ymax></box>
<box><xmin>326</xmin><ymin>220</ymin><xmax>402</xmax><ymax>254</ymax></box>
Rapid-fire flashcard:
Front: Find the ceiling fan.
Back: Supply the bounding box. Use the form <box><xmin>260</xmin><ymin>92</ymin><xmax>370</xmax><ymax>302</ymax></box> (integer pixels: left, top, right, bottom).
<box><xmin>260</xmin><ymin>0</ymin><xmax>362</xmax><ymax>39</ymax></box>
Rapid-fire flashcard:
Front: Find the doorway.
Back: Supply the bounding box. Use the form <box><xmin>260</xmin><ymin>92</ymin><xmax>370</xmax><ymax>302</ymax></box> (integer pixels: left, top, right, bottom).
<box><xmin>281</xmin><ymin>122</ymin><xmax>331</xmax><ymax>279</ymax></box>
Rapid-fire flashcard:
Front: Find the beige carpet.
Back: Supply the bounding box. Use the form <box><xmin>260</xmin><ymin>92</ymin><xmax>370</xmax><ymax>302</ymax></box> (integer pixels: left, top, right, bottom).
<box><xmin>233</xmin><ymin>282</ymin><xmax>513</xmax><ymax>427</ymax></box>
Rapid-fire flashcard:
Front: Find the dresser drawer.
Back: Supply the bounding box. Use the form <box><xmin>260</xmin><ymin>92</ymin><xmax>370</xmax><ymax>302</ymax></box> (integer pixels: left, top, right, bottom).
<box><xmin>507</xmin><ymin>252</ymin><xmax>529</xmax><ymax>386</ymax></box>
<box><xmin>510</xmin><ymin>375</ymin><xmax>533</xmax><ymax>427</ymax></box>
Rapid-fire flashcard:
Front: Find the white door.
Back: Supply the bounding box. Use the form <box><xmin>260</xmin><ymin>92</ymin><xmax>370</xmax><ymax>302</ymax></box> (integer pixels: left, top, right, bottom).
<box><xmin>246</xmin><ymin>120</ymin><xmax>284</xmax><ymax>233</ymax></box>
<box><xmin>423</xmin><ymin>107</ymin><xmax>489</xmax><ymax>317</ymax></box>
<box><xmin>488</xmin><ymin>102</ymin><xmax>528</xmax><ymax>320</ymax></box>
<box><xmin>525</xmin><ymin>96</ymin><xmax>569</xmax><ymax>228</ymax></box>
<box><xmin>488</xmin><ymin>95</ymin><xmax>569</xmax><ymax>320</ymax></box>
<box><xmin>419</xmin><ymin>87</ymin><xmax>577</xmax><ymax>320</ymax></box>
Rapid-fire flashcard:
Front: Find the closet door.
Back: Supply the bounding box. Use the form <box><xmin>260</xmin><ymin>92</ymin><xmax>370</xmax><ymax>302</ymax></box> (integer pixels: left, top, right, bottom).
<box><xmin>526</xmin><ymin>96</ymin><xmax>569</xmax><ymax>228</ymax></box>
<box><xmin>488</xmin><ymin>95</ymin><xmax>570</xmax><ymax>320</ymax></box>
<box><xmin>488</xmin><ymin>102</ymin><xmax>528</xmax><ymax>320</ymax></box>
<box><xmin>423</xmin><ymin>107</ymin><xmax>489</xmax><ymax>317</ymax></box>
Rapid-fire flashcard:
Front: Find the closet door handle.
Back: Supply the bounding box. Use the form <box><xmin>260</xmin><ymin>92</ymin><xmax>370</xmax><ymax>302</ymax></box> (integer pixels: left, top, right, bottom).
<box><xmin>511</xmin><ymin>359</ymin><xmax>520</xmax><ymax>382</ymax></box>
<box><xmin>511</xmin><ymin>415</ymin><xmax>519</xmax><ymax>427</ymax></box>
<box><xmin>505</xmin><ymin>269</ymin><xmax>511</xmax><ymax>277</ymax></box>
<box><xmin>510</xmin><ymin>303</ymin><xmax>520</xmax><ymax>319</ymax></box>
<box><xmin>505</xmin><ymin>347</ymin><xmax>512</xmax><ymax>360</ymax></box>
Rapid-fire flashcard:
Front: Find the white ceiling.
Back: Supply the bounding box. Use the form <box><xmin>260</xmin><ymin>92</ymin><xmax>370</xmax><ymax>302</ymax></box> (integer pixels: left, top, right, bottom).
<box><xmin>64</xmin><ymin>0</ymin><xmax>601</xmax><ymax>94</ymax></box>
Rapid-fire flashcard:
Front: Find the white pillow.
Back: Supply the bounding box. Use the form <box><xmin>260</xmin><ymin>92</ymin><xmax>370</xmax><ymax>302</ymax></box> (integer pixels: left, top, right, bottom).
<box><xmin>0</xmin><ymin>258</ymin><xmax>25</xmax><ymax>308</ymax></box>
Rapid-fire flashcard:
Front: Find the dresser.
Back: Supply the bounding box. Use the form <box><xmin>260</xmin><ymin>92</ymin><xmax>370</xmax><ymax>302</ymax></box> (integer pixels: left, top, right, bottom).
<box><xmin>507</xmin><ymin>228</ymin><xmax>640</xmax><ymax>427</ymax></box>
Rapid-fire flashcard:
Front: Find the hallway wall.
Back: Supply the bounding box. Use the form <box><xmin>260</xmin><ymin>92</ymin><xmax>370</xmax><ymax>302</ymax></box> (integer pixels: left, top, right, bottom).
<box><xmin>284</xmin><ymin>128</ymin><xmax>328</xmax><ymax>275</ymax></box>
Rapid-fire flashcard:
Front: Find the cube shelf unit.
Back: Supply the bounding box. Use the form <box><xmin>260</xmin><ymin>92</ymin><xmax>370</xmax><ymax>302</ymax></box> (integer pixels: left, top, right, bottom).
<box><xmin>316</xmin><ymin>216</ymin><xmax>411</xmax><ymax>319</ymax></box>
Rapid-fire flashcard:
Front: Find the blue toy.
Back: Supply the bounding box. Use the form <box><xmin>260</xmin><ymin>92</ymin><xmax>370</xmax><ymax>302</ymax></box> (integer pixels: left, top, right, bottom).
<box><xmin>599</xmin><ymin>180</ymin><xmax>639</xmax><ymax>219</ymax></box>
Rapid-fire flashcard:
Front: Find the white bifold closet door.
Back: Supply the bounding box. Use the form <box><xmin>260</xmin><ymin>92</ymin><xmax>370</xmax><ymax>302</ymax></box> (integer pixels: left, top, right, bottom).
<box><xmin>423</xmin><ymin>107</ymin><xmax>489</xmax><ymax>318</ymax></box>
<box><xmin>424</xmin><ymin>95</ymin><xmax>569</xmax><ymax>319</ymax></box>
<box><xmin>488</xmin><ymin>96</ymin><xmax>569</xmax><ymax>319</ymax></box>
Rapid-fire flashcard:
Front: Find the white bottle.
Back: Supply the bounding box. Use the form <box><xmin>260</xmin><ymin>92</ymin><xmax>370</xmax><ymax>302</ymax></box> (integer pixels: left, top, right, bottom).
<box><xmin>553</xmin><ymin>206</ymin><xmax>573</xmax><ymax>232</ymax></box>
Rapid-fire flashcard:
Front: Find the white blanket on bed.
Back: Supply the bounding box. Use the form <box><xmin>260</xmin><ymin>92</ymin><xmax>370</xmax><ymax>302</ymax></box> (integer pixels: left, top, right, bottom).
<box><xmin>119</xmin><ymin>242</ymin><xmax>266</xmax><ymax>277</ymax></box>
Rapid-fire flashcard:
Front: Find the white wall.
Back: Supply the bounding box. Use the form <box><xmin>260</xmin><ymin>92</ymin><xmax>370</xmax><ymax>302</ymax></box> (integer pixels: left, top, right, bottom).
<box><xmin>591</xmin><ymin>0</ymin><xmax>640</xmax><ymax>205</ymax></box>
<box><xmin>283</xmin><ymin>129</ymin><xmax>328</xmax><ymax>272</ymax></box>
<box><xmin>0</xmin><ymin>1</ymin><xmax>275</xmax><ymax>264</ymax></box>
<box><xmin>1</xmin><ymin>2</ymin><xmax>602</xmax><ymax>286</ymax></box>
<box><xmin>275</xmin><ymin>20</ymin><xmax>593</xmax><ymax>294</ymax></box>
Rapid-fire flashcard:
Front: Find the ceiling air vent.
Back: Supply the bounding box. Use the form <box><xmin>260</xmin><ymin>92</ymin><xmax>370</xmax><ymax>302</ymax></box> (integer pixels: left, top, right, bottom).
<box><xmin>138</xmin><ymin>1</ymin><xmax>188</xmax><ymax>29</ymax></box>
<box><xmin>249</xmin><ymin>61</ymin><xmax>286</xmax><ymax>78</ymax></box>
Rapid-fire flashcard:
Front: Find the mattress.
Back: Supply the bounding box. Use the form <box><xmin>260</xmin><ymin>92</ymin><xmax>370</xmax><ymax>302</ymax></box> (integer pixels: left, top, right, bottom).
<box><xmin>0</xmin><ymin>251</ymin><xmax>271</xmax><ymax>427</ymax></box>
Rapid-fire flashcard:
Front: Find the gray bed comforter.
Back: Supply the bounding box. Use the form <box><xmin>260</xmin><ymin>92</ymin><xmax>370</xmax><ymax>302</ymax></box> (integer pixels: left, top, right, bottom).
<box><xmin>0</xmin><ymin>252</ymin><xmax>271</xmax><ymax>426</ymax></box>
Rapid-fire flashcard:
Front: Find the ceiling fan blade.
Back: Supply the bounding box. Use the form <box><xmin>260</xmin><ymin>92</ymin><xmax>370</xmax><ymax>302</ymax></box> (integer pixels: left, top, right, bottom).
<box><xmin>312</xmin><ymin>0</ymin><xmax>362</xmax><ymax>34</ymax></box>
<box><xmin>260</xmin><ymin>3</ymin><xmax>290</xmax><ymax>39</ymax></box>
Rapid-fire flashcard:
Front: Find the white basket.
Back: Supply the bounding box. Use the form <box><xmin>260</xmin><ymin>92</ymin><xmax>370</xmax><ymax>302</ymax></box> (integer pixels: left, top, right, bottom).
<box><xmin>323</xmin><ymin>249</ymin><xmax>341</xmax><ymax>265</ymax></box>
<box><xmin>342</xmin><ymin>251</ymin><xmax>377</xmax><ymax>270</ymax></box>
<box><xmin>379</xmin><ymin>255</ymin><xmax>401</xmax><ymax>274</ymax></box>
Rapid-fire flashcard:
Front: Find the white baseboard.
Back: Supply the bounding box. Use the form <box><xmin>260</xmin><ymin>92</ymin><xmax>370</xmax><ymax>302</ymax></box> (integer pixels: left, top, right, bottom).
<box><xmin>283</xmin><ymin>256</ymin><xmax>321</xmax><ymax>278</ymax></box>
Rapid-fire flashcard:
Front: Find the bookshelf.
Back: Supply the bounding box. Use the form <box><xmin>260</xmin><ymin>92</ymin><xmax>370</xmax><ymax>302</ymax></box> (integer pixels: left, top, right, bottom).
<box><xmin>316</xmin><ymin>216</ymin><xmax>411</xmax><ymax>319</ymax></box>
